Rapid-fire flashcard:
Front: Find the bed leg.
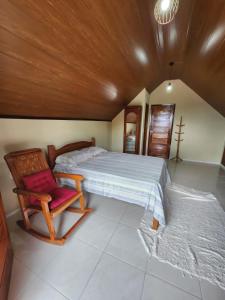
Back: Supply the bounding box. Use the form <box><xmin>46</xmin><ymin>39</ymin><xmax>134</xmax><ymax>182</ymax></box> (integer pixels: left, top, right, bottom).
<box><xmin>152</xmin><ymin>217</ymin><xmax>159</xmax><ymax>230</ymax></box>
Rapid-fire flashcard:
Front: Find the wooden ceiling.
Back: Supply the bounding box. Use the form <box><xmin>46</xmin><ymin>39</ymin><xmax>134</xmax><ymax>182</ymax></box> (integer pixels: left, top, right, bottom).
<box><xmin>0</xmin><ymin>0</ymin><xmax>225</xmax><ymax>120</ymax></box>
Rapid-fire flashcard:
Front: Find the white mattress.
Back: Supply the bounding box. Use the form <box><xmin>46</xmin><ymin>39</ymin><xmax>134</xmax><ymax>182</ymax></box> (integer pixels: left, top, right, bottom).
<box><xmin>54</xmin><ymin>152</ymin><xmax>170</xmax><ymax>225</ymax></box>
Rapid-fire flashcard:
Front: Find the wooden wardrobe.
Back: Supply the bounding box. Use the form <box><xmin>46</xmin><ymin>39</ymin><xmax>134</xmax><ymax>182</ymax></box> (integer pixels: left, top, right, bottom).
<box><xmin>0</xmin><ymin>193</ymin><xmax>13</xmax><ymax>300</ymax></box>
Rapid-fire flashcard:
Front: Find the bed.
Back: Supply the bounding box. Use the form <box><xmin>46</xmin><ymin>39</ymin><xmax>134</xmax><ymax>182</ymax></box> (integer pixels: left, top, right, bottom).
<box><xmin>48</xmin><ymin>138</ymin><xmax>170</xmax><ymax>230</ymax></box>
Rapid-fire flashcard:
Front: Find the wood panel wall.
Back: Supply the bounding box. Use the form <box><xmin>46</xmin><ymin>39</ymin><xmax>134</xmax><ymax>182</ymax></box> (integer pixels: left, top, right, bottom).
<box><xmin>0</xmin><ymin>0</ymin><xmax>224</xmax><ymax>119</ymax></box>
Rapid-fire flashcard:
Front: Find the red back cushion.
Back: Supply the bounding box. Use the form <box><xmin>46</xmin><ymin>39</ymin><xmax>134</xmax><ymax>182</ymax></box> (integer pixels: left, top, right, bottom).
<box><xmin>23</xmin><ymin>169</ymin><xmax>79</xmax><ymax>209</ymax></box>
<box><xmin>23</xmin><ymin>169</ymin><xmax>57</xmax><ymax>194</ymax></box>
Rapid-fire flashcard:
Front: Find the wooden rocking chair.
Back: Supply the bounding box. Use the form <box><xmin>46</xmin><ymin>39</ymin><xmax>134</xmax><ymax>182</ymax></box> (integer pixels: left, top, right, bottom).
<box><xmin>4</xmin><ymin>148</ymin><xmax>92</xmax><ymax>245</ymax></box>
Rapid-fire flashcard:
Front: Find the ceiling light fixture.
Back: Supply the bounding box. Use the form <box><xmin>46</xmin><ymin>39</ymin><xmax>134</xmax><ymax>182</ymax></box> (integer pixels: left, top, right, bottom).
<box><xmin>154</xmin><ymin>0</ymin><xmax>179</xmax><ymax>25</ymax></box>
<box><xmin>166</xmin><ymin>82</ymin><xmax>173</xmax><ymax>92</ymax></box>
<box><xmin>161</xmin><ymin>0</ymin><xmax>170</xmax><ymax>11</ymax></box>
<box><xmin>166</xmin><ymin>61</ymin><xmax>174</xmax><ymax>92</ymax></box>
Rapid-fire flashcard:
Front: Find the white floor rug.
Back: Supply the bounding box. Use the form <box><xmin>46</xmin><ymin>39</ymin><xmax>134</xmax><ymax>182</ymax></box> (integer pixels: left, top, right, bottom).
<box><xmin>138</xmin><ymin>184</ymin><xmax>225</xmax><ymax>290</ymax></box>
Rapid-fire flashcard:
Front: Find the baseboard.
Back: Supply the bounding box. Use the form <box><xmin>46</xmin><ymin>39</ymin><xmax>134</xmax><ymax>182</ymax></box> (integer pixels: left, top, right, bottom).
<box><xmin>182</xmin><ymin>159</ymin><xmax>220</xmax><ymax>165</ymax></box>
<box><xmin>6</xmin><ymin>208</ymin><xmax>20</xmax><ymax>219</ymax></box>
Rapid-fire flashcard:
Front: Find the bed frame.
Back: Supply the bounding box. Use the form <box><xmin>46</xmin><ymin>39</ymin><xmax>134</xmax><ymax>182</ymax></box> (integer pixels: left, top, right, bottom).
<box><xmin>47</xmin><ymin>137</ymin><xmax>159</xmax><ymax>230</ymax></box>
<box><xmin>48</xmin><ymin>137</ymin><xmax>96</xmax><ymax>168</ymax></box>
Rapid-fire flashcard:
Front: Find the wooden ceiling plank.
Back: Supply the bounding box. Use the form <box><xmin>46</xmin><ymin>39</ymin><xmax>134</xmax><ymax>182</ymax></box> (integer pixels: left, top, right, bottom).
<box><xmin>0</xmin><ymin>0</ymin><xmax>224</xmax><ymax>119</ymax></box>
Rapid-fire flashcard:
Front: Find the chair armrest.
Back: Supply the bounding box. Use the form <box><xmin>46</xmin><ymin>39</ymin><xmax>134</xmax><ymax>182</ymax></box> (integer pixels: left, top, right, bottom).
<box><xmin>13</xmin><ymin>188</ymin><xmax>52</xmax><ymax>203</ymax></box>
<box><xmin>54</xmin><ymin>172</ymin><xmax>84</xmax><ymax>192</ymax></box>
<box><xmin>54</xmin><ymin>172</ymin><xmax>84</xmax><ymax>181</ymax></box>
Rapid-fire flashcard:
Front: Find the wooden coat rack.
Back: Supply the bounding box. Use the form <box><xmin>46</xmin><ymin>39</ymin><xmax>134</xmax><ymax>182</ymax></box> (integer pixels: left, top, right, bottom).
<box><xmin>171</xmin><ymin>116</ymin><xmax>185</xmax><ymax>162</ymax></box>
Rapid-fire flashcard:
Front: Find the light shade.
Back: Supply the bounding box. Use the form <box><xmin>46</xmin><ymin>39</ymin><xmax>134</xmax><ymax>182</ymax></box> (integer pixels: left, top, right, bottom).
<box><xmin>154</xmin><ymin>0</ymin><xmax>179</xmax><ymax>25</ymax></box>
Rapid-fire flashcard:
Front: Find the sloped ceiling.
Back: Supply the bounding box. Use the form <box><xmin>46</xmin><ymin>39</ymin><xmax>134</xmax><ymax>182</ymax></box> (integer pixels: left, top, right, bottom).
<box><xmin>0</xmin><ymin>0</ymin><xmax>224</xmax><ymax>120</ymax></box>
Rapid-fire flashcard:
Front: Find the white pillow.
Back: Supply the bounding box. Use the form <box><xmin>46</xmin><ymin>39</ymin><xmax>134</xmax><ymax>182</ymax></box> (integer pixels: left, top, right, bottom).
<box><xmin>80</xmin><ymin>146</ymin><xmax>107</xmax><ymax>157</ymax></box>
<box><xmin>55</xmin><ymin>146</ymin><xmax>107</xmax><ymax>165</ymax></box>
<box><xmin>55</xmin><ymin>150</ymin><xmax>90</xmax><ymax>165</ymax></box>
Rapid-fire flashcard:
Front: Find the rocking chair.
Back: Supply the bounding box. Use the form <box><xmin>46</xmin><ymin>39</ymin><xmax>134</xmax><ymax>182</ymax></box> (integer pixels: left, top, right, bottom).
<box><xmin>4</xmin><ymin>148</ymin><xmax>92</xmax><ymax>245</ymax></box>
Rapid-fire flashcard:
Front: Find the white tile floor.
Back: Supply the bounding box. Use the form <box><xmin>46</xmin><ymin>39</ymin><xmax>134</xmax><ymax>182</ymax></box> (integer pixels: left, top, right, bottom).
<box><xmin>7</xmin><ymin>161</ymin><xmax>225</xmax><ymax>300</ymax></box>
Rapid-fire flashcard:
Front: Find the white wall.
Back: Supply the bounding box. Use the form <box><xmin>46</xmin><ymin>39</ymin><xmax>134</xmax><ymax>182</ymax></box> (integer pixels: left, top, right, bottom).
<box><xmin>0</xmin><ymin>119</ymin><xmax>111</xmax><ymax>214</ymax></box>
<box><xmin>149</xmin><ymin>80</ymin><xmax>225</xmax><ymax>163</ymax></box>
<box><xmin>111</xmin><ymin>89</ymin><xmax>148</xmax><ymax>153</ymax></box>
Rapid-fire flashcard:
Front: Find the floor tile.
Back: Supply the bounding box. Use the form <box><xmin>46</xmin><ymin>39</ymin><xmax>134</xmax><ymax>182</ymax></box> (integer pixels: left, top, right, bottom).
<box><xmin>80</xmin><ymin>253</ymin><xmax>145</xmax><ymax>300</ymax></box>
<box><xmin>87</xmin><ymin>193</ymin><xmax>128</xmax><ymax>222</ymax></box>
<box><xmin>6</xmin><ymin>210</ymin><xmax>22</xmax><ymax>231</ymax></box>
<box><xmin>147</xmin><ymin>256</ymin><xmax>201</xmax><ymax>298</ymax></box>
<box><xmin>13</xmin><ymin>236</ymin><xmax>61</xmax><ymax>275</ymax></box>
<box><xmin>9</xmin><ymin>226</ymin><xmax>32</xmax><ymax>250</ymax></box>
<box><xmin>75</xmin><ymin>213</ymin><xmax>118</xmax><ymax>250</ymax></box>
<box><xmin>8</xmin><ymin>259</ymin><xmax>67</xmax><ymax>300</ymax></box>
<box><xmin>39</xmin><ymin>238</ymin><xmax>101</xmax><ymax>300</ymax></box>
<box><xmin>8</xmin><ymin>259</ymin><xmax>30</xmax><ymax>300</ymax></box>
<box><xmin>168</xmin><ymin>161</ymin><xmax>225</xmax><ymax>210</ymax></box>
<box><xmin>105</xmin><ymin>223</ymin><xmax>148</xmax><ymax>271</ymax></box>
<box><xmin>200</xmin><ymin>280</ymin><xmax>225</xmax><ymax>300</ymax></box>
<box><xmin>7</xmin><ymin>212</ymin><xmax>32</xmax><ymax>248</ymax></box>
<box><xmin>120</xmin><ymin>204</ymin><xmax>145</xmax><ymax>228</ymax></box>
<box><xmin>142</xmin><ymin>274</ymin><xmax>200</xmax><ymax>300</ymax></box>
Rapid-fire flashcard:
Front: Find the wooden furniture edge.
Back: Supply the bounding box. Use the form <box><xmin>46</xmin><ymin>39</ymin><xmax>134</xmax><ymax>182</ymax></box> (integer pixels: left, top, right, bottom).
<box><xmin>0</xmin><ymin>193</ymin><xmax>13</xmax><ymax>300</ymax></box>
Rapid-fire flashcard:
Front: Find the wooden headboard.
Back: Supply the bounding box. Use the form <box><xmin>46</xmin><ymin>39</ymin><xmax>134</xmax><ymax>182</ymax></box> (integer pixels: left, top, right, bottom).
<box><xmin>47</xmin><ymin>137</ymin><xmax>95</xmax><ymax>168</ymax></box>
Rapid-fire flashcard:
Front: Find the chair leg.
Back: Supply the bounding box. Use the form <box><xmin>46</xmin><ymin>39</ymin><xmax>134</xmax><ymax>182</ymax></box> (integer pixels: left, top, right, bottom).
<box><xmin>152</xmin><ymin>217</ymin><xmax>159</xmax><ymax>230</ymax></box>
<box><xmin>18</xmin><ymin>195</ymin><xmax>31</xmax><ymax>230</ymax></box>
<box><xmin>41</xmin><ymin>201</ymin><xmax>56</xmax><ymax>241</ymax></box>
<box><xmin>79</xmin><ymin>193</ymin><xmax>86</xmax><ymax>212</ymax></box>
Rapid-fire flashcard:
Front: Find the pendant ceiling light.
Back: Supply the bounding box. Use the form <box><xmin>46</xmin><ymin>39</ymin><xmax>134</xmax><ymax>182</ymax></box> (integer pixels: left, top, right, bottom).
<box><xmin>166</xmin><ymin>61</ymin><xmax>174</xmax><ymax>92</ymax></box>
<box><xmin>154</xmin><ymin>0</ymin><xmax>179</xmax><ymax>25</ymax></box>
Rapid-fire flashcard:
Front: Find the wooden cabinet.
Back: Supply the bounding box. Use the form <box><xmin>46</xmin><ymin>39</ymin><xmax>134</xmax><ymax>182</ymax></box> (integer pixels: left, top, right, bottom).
<box><xmin>0</xmin><ymin>193</ymin><xmax>13</xmax><ymax>300</ymax></box>
<box><xmin>222</xmin><ymin>147</ymin><xmax>225</xmax><ymax>167</ymax></box>
<box><xmin>123</xmin><ymin>106</ymin><xmax>142</xmax><ymax>154</ymax></box>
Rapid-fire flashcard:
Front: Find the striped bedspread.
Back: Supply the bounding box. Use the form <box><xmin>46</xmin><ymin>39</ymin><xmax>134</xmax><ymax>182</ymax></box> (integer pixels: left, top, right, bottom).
<box><xmin>54</xmin><ymin>152</ymin><xmax>170</xmax><ymax>225</ymax></box>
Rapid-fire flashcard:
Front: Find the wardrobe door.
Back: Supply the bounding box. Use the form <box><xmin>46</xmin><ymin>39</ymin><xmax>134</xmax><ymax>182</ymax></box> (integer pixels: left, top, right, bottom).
<box><xmin>0</xmin><ymin>193</ymin><xmax>13</xmax><ymax>300</ymax></box>
<box><xmin>148</xmin><ymin>104</ymin><xmax>175</xmax><ymax>159</ymax></box>
<box><xmin>123</xmin><ymin>106</ymin><xmax>142</xmax><ymax>154</ymax></box>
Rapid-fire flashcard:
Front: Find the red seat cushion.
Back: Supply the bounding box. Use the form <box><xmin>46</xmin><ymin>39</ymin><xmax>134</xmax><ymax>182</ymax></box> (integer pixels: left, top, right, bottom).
<box><xmin>49</xmin><ymin>187</ymin><xmax>78</xmax><ymax>209</ymax></box>
<box><xmin>23</xmin><ymin>169</ymin><xmax>78</xmax><ymax>209</ymax></box>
